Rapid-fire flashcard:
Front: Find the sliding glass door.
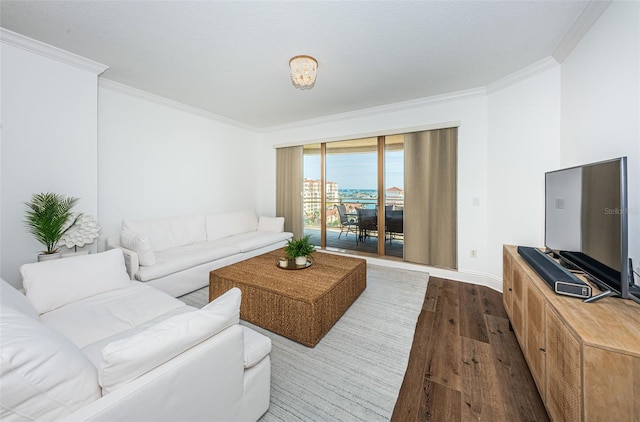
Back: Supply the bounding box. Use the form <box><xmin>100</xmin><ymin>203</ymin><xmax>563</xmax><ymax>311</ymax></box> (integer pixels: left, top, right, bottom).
<box><xmin>295</xmin><ymin>128</ymin><xmax>456</xmax><ymax>269</ymax></box>
<box><xmin>325</xmin><ymin>138</ymin><xmax>379</xmax><ymax>252</ymax></box>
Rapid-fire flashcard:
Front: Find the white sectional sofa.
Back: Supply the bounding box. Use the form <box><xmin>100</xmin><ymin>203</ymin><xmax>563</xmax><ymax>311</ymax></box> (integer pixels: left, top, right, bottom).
<box><xmin>106</xmin><ymin>210</ymin><xmax>293</xmax><ymax>297</ymax></box>
<box><xmin>0</xmin><ymin>249</ymin><xmax>271</xmax><ymax>421</ymax></box>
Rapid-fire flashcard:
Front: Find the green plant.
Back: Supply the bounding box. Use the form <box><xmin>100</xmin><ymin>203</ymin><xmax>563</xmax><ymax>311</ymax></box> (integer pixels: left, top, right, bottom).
<box><xmin>24</xmin><ymin>192</ymin><xmax>81</xmax><ymax>254</ymax></box>
<box><xmin>284</xmin><ymin>235</ymin><xmax>315</xmax><ymax>260</ymax></box>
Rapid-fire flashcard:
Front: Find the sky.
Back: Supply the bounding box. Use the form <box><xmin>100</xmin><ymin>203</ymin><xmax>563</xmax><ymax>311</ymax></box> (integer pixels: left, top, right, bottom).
<box><xmin>304</xmin><ymin>150</ymin><xmax>404</xmax><ymax>190</ymax></box>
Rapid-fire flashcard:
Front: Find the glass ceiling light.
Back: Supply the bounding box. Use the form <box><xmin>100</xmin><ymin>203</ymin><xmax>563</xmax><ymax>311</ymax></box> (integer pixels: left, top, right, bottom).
<box><xmin>289</xmin><ymin>55</ymin><xmax>318</xmax><ymax>89</ymax></box>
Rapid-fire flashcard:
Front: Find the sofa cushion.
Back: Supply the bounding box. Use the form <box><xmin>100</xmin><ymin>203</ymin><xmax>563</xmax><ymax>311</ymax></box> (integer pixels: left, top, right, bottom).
<box><xmin>0</xmin><ymin>277</ymin><xmax>38</xmax><ymax>320</ymax></box>
<box><xmin>98</xmin><ymin>288</ymin><xmax>242</xmax><ymax>393</ymax></box>
<box><xmin>258</xmin><ymin>216</ymin><xmax>285</xmax><ymax>233</ymax></box>
<box><xmin>120</xmin><ymin>230</ymin><xmax>156</xmax><ymax>266</ymax></box>
<box><xmin>242</xmin><ymin>326</ymin><xmax>272</xmax><ymax>369</ymax></box>
<box><xmin>0</xmin><ymin>306</ymin><xmax>101</xmax><ymax>421</ymax></box>
<box><xmin>215</xmin><ymin>231</ymin><xmax>292</xmax><ymax>253</ymax></box>
<box><xmin>123</xmin><ymin>213</ymin><xmax>206</xmax><ymax>252</ymax></box>
<box><xmin>136</xmin><ymin>243</ymin><xmax>239</xmax><ymax>282</ymax></box>
<box><xmin>21</xmin><ymin>249</ymin><xmax>131</xmax><ymax>315</ymax></box>
<box><xmin>206</xmin><ymin>210</ymin><xmax>258</xmax><ymax>242</ymax></box>
<box><xmin>40</xmin><ymin>282</ymin><xmax>187</xmax><ymax>348</ymax></box>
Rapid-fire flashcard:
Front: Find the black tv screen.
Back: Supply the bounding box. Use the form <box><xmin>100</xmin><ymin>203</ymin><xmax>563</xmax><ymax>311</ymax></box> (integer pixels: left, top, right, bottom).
<box><xmin>545</xmin><ymin>157</ymin><xmax>632</xmax><ymax>301</ymax></box>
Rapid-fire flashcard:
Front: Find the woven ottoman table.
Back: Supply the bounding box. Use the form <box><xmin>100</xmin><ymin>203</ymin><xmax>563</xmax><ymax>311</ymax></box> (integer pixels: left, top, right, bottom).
<box><xmin>209</xmin><ymin>249</ymin><xmax>366</xmax><ymax>347</ymax></box>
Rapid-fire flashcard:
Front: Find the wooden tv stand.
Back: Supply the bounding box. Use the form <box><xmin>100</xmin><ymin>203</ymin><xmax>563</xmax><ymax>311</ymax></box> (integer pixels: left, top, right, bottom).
<box><xmin>503</xmin><ymin>245</ymin><xmax>640</xmax><ymax>422</ymax></box>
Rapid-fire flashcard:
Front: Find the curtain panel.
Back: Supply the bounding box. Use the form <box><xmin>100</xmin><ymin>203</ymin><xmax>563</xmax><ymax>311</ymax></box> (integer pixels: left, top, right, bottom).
<box><xmin>276</xmin><ymin>146</ymin><xmax>304</xmax><ymax>239</ymax></box>
<box><xmin>404</xmin><ymin>127</ymin><xmax>457</xmax><ymax>269</ymax></box>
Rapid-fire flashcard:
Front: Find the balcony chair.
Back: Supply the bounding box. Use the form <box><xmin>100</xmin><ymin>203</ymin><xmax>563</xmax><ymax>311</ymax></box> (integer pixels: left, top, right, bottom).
<box><xmin>386</xmin><ymin>209</ymin><xmax>404</xmax><ymax>244</ymax></box>
<box><xmin>335</xmin><ymin>204</ymin><xmax>358</xmax><ymax>239</ymax></box>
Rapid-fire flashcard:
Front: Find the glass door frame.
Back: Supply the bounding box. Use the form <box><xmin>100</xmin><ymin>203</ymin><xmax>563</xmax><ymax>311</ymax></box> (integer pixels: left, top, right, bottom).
<box><xmin>376</xmin><ymin>136</ymin><xmax>386</xmax><ymax>256</ymax></box>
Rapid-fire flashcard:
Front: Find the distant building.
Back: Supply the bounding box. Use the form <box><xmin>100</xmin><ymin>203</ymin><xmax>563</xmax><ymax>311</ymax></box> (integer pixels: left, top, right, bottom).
<box><xmin>303</xmin><ymin>179</ymin><xmax>339</xmax><ymax>217</ymax></box>
<box><xmin>386</xmin><ymin>186</ymin><xmax>404</xmax><ymax>207</ymax></box>
<box><xmin>303</xmin><ymin>182</ymin><xmax>402</xmax><ymax>225</ymax></box>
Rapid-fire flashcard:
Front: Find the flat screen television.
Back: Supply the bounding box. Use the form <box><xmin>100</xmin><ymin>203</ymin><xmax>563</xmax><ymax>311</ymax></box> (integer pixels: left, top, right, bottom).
<box><xmin>545</xmin><ymin>157</ymin><xmax>638</xmax><ymax>303</ymax></box>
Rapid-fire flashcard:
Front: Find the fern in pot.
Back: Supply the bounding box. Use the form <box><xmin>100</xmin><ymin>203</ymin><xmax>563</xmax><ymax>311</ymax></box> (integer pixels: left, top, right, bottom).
<box><xmin>284</xmin><ymin>235</ymin><xmax>315</xmax><ymax>266</ymax></box>
<box><xmin>24</xmin><ymin>192</ymin><xmax>81</xmax><ymax>261</ymax></box>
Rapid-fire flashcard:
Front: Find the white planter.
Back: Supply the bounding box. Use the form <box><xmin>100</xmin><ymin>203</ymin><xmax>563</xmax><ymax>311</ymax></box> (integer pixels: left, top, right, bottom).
<box><xmin>61</xmin><ymin>251</ymin><xmax>90</xmax><ymax>258</ymax></box>
<box><xmin>37</xmin><ymin>252</ymin><xmax>61</xmax><ymax>262</ymax></box>
<box><xmin>295</xmin><ymin>256</ymin><xmax>307</xmax><ymax>266</ymax></box>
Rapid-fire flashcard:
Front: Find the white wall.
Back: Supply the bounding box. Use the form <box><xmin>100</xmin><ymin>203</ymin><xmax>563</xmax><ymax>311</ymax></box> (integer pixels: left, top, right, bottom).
<box><xmin>486</xmin><ymin>65</ymin><xmax>562</xmax><ymax>278</ymax></box>
<box><xmin>0</xmin><ymin>41</ymin><xmax>103</xmax><ymax>288</ymax></box>
<box><xmin>2</xmin><ymin>1</ymin><xmax>635</xmax><ymax>292</ymax></box>
<box><xmin>259</xmin><ymin>65</ymin><xmax>564</xmax><ymax>289</ymax></box>
<box><xmin>98</xmin><ymin>82</ymin><xmax>262</xmax><ymax>242</ymax></box>
<box><xmin>258</xmin><ymin>92</ymin><xmax>493</xmax><ymax>286</ymax></box>
<box><xmin>561</xmin><ymin>0</ymin><xmax>640</xmax><ymax>273</ymax></box>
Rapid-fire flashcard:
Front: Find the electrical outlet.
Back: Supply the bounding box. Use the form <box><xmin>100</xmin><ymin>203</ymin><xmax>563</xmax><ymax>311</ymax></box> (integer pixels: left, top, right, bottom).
<box><xmin>470</xmin><ymin>249</ymin><xmax>477</xmax><ymax>258</ymax></box>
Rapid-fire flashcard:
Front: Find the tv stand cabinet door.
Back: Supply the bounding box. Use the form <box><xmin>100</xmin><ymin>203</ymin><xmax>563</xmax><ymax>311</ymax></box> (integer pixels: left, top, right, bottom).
<box><xmin>584</xmin><ymin>346</ymin><xmax>638</xmax><ymax>420</ymax></box>
<box><xmin>545</xmin><ymin>308</ymin><xmax>582</xmax><ymax>422</ymax></box>
<box><xmin>525</xmin><ymin>282</ymin><xmax>546</xmax><ymax>401</ymax></box>
<box><xmin>510</xmin><ymin>259</ymin><xmax>526</xmax><ymax>343</ymax></box>
<box><xmin>503</xmin><ymin>247</ymin><xmax>513</xmax><ymax>317</ymax></box>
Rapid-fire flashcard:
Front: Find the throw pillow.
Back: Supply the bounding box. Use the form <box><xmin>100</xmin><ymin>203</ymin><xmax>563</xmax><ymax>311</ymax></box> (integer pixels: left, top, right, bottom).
<box><xmin>120</xmin><ymin>230</ymin><xmax>157</xmax><ymax>266</ymax></box>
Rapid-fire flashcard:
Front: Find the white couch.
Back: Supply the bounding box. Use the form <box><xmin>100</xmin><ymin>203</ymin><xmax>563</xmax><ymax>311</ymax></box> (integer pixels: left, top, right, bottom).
<box><xmin>106</xmin><ymin>210</ymin><xmax>293</xmax><ymax>297</ymax></box>
<box><xmin>0</xmin><ymin>249</ymin><xmax>271</xmax><ymax>421</ymax></box>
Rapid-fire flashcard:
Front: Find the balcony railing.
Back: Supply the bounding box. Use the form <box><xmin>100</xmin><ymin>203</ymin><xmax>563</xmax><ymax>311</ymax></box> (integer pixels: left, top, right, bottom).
<box><xmin>303</xmin><ymin>196</ymin><xmax>404</xmax><ymax>229</ymax></box>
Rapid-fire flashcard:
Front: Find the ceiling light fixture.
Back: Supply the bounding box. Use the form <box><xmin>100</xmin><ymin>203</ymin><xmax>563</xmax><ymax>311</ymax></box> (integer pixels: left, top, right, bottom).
<box><xmin>289</xmin><ymin>55</ymin><xmax>318</xmax><ymax>89</ymax></box>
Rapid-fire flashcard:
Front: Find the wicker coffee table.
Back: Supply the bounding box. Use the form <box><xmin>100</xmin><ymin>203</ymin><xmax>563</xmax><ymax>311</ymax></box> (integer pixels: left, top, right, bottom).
<box><xmin>209</xmin><ymin>249</ymin><xmax>366</xmax><ymax>347</ymax></box>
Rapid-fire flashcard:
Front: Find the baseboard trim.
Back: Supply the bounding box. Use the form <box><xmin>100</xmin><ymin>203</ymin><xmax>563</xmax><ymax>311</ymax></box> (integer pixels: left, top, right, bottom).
<box><xmin>318</xmin><ymin>250</ymin><xmax>503</xmax><ymax>292</ymax></box>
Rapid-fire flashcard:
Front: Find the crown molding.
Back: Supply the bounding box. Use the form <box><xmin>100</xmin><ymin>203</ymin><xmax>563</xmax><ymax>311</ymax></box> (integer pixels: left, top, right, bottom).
<box><xmin>99</xmin><ymin>78</ymin><xmax>260</xmax><ymax>133</ymax></box>
<box><xmin>0</xmin><ymin>27</ymin><xmax>108</xmax><ymax>75</ymax></box>
<box><xmin>272</xmin><ymin>120</ymin><xmax>462</xmax><ymax>149</ymax></box>
<box><xmin>553</xmin><ymin>0</ymin><xmax>612</xmax><ymax>63</ymax></box>
<box><xmin>263</xmin><ymin>87</ymin><xmax>486</xmax><ymax>133</ymax></box>
<box><xmin>486</xmin><ymin>57</ymin><xmax>560</xmax><ymax>94</ymax></box>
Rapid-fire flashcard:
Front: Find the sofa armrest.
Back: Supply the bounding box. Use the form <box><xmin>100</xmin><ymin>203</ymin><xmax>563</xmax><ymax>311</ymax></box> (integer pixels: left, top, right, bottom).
<box><xmin>106</xmin><ymin>236</ymin><xmax>139</xmax><ymax>280</ymax></box>
<box><xmin>62</xmin><ymin>325</ymin><xmax>247</xmax><ymax>422</ymax></box>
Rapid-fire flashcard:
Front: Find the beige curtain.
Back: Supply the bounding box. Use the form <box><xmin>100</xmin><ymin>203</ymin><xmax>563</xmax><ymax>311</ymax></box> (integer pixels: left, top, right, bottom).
<box><xmin>404</xmin><ymin>128</ymin><xmax>457</xmax><ymax>268</ymax></box>
<box><xmin>276</xmin><ymin>146</ymin><xmax>304</xmax><ymax>239</ymax></box>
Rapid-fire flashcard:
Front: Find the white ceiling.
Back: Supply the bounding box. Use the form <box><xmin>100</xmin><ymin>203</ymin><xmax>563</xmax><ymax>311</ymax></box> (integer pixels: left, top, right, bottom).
<box><xmin>1</xmin><ymin>1</ymin><xmax>598</xmax><ymax>130</ymax></box>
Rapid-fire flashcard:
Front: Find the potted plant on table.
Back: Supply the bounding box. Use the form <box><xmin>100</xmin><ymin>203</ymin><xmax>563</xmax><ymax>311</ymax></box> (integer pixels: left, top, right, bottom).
<box><xmin>24</xmin><ymin>192</ymin><xmax>81</xmax><ymax>261</ymax></box>
<box><xmin>284</xmin><ymin>235</ymin><xmax>315</xmax><ymax>266</ymax></box>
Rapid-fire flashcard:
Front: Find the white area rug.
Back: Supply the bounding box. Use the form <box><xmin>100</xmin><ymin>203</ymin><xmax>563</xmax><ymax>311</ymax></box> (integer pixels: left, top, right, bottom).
<box><xmin>179</xmin><ymin>263</ymin><xmax>428</xmax><ymax>421</ymax></box>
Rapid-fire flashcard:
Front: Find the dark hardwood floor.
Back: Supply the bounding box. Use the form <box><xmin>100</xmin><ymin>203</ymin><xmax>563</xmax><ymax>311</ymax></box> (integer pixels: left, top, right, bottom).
<box><xmin>391</xmin><ymin>278</ymin><xmax>550</xmax><ymax>422</ymax></box>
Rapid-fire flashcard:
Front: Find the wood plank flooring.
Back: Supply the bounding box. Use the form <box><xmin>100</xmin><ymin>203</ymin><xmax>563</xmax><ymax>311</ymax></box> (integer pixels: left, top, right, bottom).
<box><xmin>391</xmin><ymin>278</ymin><xmax>550</xmax><ymax>422</ymax></box>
